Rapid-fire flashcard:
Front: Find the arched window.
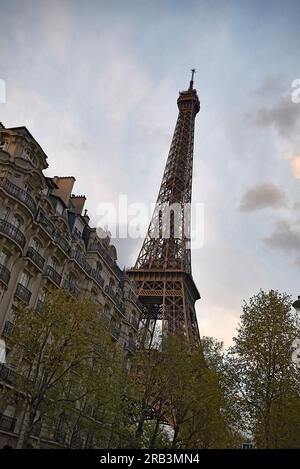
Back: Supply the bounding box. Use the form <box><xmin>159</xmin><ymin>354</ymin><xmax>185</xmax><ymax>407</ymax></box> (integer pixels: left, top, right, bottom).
<box><xmin>31</xmin><ymin>238</ymin><xmax>42</xmax><ymax>253</ymax></box>
<box><xmin>96</xmin><ymin>261</ymin><xmax>103</xmax><ymax>273</ymax></box>
<box><xmin>19</xmin><ymin>271</ymin><xmax>30</xmax><ymax>287</ymax></box>
<box><xmin>49</xmin><ymin>256</ymin><xmax>59</xmax><ymax>271</ymax></box>
<box><xmin>109</xmin><ymin>278</ymin><xmax>115</xmax><ymax>289</ymax></box>
<box><xmin>12</xmin><ymin>214</ymin><xmax>23</xmax><ymax>229</ymax></box>
<box><xmin>1</xmin><ymin>206</ymin><xmax>10</xmax><ymax>221</ymax></box>
<box><xmin>22</xmin><ymin>148</ymin><xmax>35</xmax><ymax>166</ymax></box>
<box><xmin>0</xmin><ymin>248</ymin><xmax>9</xmax><ymax>266</ymax></box>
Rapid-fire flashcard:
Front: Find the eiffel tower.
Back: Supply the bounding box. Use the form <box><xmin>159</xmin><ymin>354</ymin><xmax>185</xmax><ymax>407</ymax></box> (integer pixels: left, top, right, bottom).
<box><xmin>127</xmin><ymin>71</ymin><xmax>201</xmax><ymax>345</ymax></box>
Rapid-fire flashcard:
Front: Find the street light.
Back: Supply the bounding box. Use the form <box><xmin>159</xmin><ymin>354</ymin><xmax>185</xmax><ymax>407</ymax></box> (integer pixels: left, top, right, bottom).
<box><xmin>293</xmin><ymin>295</ymin><xmax>300</xmax><ymax>313</ymax></box>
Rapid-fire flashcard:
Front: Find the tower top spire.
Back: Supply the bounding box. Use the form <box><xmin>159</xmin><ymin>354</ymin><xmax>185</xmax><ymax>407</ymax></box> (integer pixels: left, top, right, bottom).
<box><xmin>189</xmin><ymin>68</ymin><xmax>196</xmax><ymax>90</ymax></box>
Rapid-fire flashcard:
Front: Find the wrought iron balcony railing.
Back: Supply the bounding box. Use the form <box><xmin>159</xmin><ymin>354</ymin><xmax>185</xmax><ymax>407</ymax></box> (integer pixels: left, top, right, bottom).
<box><xmin>110</xmin><ymin>326</ymin><xmax>120</xmax><ymax>340</ymax></box>
<box><xmin>0</xmin><ymin>364</ymin><xmax>18</xmax><ymax>386</ymax></box>
<box><xmin>105</xmin><ymin>285</ymin><xmax>125</xmax><ymax>315</ymax></box>
<box><xmin>36</xmin><ymin>210</ymin><xmax>70</xmax><ymax>254</ymax></box>
<box><xmin>0</xmin><ymin>263</ymin><xmax>10</xmax><ymax>286</ymax></box>
<box><xmin>0</xmin><ymin>413</ymin><xmax>17</xmax><ymax>433</ymax></box>
<box><xmin>53</xmin><ymin>231</ymin><xmax>70</xmax><ymax>254</ymax></box>
<box><xmin>91</xmin><ymin>269</ymin><xmax>105</xmax><ymax>288</ymax></box>
<box><xmin>0</xmin><ymin>177</ymin><xmax>36</xmax><ymax>214</ymax></box>
<box><xmin>26</xmin><ymin>246</ymin><xmax>45</xmax><ymax>271</ymax></box>
<box><xmin>0</xmin><ymin>219</ymin><xmax>26</xmax><ymax>249</ymax></box>
<box><xmin>130</xmin><ymin>317</ymin><xmax>139</xmax><ymax>330</ymax></box>
<box><xmin>63</xmin><ymin>279</ymin><xmax>80</xmax><ymax>296</ymax></box>
<box><xmin>15</xmin><ymin>283</ymin><xmax>31</xmax><ymax>304</ymax></box>
<box><xmin>126</xmin><ymin>340</ymin><xmax>136</xmax><ymax>353</ymax></box>
<box><xmin>88</xmin><ymin>241</ymin><xmax>123</xmax><ymax>279</ymax></box>
<box><xmin>2</xmin><ymin>320</ymin><xmax>15</xmax><ymax>338</ymax></box>
<box><xmin>70</xmin><ymin>249</ymin><xmax>92</xmax><ymax>275</ymax></box>
<box><xmin>44</xmin><ymin>265</ymin><xmax>62</xmax><ymax>286</ymax></box>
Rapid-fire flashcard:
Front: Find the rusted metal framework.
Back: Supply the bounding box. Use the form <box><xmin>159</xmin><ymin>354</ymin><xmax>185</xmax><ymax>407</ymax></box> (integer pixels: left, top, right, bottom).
<box><xmin>127</xmin><ymin>72</ymin><xmax>201</xmax><ymax>344</ymax></box>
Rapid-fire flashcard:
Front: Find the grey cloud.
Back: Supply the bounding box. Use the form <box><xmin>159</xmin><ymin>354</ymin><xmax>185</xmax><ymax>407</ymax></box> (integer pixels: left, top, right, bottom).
<box><xmin>240</xmin><ymin>182</ymin><xmax>286</xmax><ymax>212</ymax></box>
<box><xmin>263</xmin><ymin>219</ymin><xmax>300</xmax><ymax>252</ymax></box>
<box><xmin>255</xmin><ymin>95</ymin><xmax>300</xmax><ymax>141</ymax></box>
<box><xmin>254</xmin><ymin>75</ymin><xmax>286</xmax><ymax>97</ymax></box>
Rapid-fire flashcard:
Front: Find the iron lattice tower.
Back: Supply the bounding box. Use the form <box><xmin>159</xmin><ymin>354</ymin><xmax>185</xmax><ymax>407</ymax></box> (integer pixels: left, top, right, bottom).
<box><xmin>127</xmin><ymin>72</ymin><xmax>201</xmax><ymax>344</ymax></box>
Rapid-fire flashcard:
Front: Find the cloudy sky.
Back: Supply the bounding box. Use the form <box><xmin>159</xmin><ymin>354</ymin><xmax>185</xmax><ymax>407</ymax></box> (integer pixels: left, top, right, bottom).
<box><xmin>1</xmin><ymin>0</ymin><xmax>300</xmax><ymax>345</ymax></box>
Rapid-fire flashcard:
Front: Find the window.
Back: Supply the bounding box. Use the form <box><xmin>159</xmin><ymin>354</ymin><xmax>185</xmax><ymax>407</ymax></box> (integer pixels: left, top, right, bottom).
<box><xmin>22</xmin><ymin>148</ymin><xmax>35</xmax><ymax>165</ymax></box>
<box><xmin>11</xmin><ymin>215</ymin><xmax>23</xmax><ymax>229</ymax></box>
<box><xmin>73</xmin><ymin>227</ymin><xmax>82</xmax><ymax>239</ymax></box>
<box><xmin>96</xmin><ymin>261</ymin><xmax>103</xmax><ymax>273</ymax></box>
<box><xmin>49</xmin><ymin>256</ymin><xmax>59</xmax><ymax>270</ymax></box>
<box><xmin>1</xmin><ymin>206</ymin><xmax>10</xmax><ymax>221</ymax></box>
<box><xmin>19</xmin><ymin>271</ymin><xmax>30</xmax><ymax>287</ymax></box>
<box><xmin>0</xmin><ymin>141</ymin><xmax>9</xmax><ymax>151</ymax></box>
<box><xmin>38</xmin><ymin>287</ymin><xmax>48</xmax><ymax>303</ymax></box>
<box><xmin>55</xmin><ymin>200</ymin><xmax>64</xmax><ymax>215</ymax></box>
<box><xmin>31</xmin><ymin>238</ymin><xmax>42</xmax><ymax>253</ymax></box>
<box><xmin>0</xmin><ymin>249</ymin><xmax>9</xmax><ymax>266</ymax></box>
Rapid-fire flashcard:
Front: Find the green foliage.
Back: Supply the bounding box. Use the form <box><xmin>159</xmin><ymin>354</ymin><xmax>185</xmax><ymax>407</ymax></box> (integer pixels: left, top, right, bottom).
<box><xmin>1</xmin><ymin>289</ymin><xmax>128</xmax><ymax>448</ymax></box>
<box><xmin>2</xmin><ymin>287</ymin><xmax>299</xmax><ymax>449</ymax></box>
<box><xmin>225</xmin><ymin>289</ymin><xmax>300</xmax><ymax>448</ymax></box>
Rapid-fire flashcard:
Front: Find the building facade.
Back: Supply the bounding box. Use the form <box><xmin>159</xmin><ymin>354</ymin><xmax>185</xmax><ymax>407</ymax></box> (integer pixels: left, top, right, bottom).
<box><xmin>0</xmin><ymin>123</ymin><xmax>142</xmax><ymax>448</ymax></box>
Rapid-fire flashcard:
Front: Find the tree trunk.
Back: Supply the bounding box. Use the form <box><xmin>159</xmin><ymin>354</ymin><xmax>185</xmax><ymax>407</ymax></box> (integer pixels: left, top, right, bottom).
<box><xmin>172</xmin><ymin>425</ymin><xmax>179</xmax><ymax>449</ymax></box>
<box><xmin>149</xmin><ymin>416</ymin><xmax>160</xmax><ymax>449</ymax></box>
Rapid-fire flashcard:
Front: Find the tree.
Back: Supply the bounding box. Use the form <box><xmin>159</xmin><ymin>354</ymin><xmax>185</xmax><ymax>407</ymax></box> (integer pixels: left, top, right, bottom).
<box><xmin>129</xmin><ymin>333</ymin><xmax>233</xmax><ymax>449</ymax></box>
<box><xmin>226</xmin><ymin>289</ymin><xmax>300</xmax><ymax>448</ymax></box>
<box><xmin>0</xmin><ymin>289</ymin><xmax>127</xmax><ymax>448</ymax></box>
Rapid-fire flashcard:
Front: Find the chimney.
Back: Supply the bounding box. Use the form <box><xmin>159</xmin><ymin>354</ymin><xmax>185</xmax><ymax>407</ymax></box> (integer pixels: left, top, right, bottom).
<box><xmin>70</xmin><ymin>194</ymin><xmax>86</xmax><ymax>215</ymax></box>
<box><xmin>52</xmin><ymin>176</ymin><xmax>76</xmax><ymax>205</ymax></box>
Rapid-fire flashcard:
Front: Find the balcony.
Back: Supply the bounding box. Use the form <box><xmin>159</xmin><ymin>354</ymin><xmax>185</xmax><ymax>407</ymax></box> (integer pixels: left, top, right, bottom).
<box><xmin>91</xmin><ymin>269</ymin><xmax>105</xmax><ymax>288</ymax></box>
<box><xmin>0</xmin><ymin>219</ymin><xmax>26</xmax><ymax>250</ymax></box>
<box><xmin>0</xmin><ymin>364</ymin><xmax>18</xmax><ymax>386</ymax></box>
<box><xmin>110</xmin><ymin>326</ymin><xmax>120</xmax><ymax>341</ymax></box>
<box><xmin>105</xmin><ymin>285</ymin><xmax>125</xmax><ymax>316</ymax></box>
<box><xmin>88</xmin><ymin>241</ymin><xmax>123</xmax><ymax>279</ymax></box>
<box><xmin>0</xmin><ymin>177</ymin><xmax>36</xmax><ymax>215</ymax></box>
<box><xmin>63</xmin><ymin>279</ymin><xmax>80</xmax><ymax>296</ymax></box>
<box><xmin>126</xmin><ymin>340</ymin><xmax>136</xmax><ymax>353</ymax></box>
<box><xmin>36</xmin><ymin>210</ymin><xmax>56</xmax><ymax>237</ymax></box>
<box><xmin>54</xmin><ymin>232</ymin><xmax>70</xmax><ymax>254</ymax></box>
<box><xmin>70</xmin><ymin>249</ymin><xmax>92</xmax><ymax>276</ymax></box>
<box><xmin>26</xmin><ymin>247</ymin><xmax>45</xmax><ymax>271</ymax></box>
<box><xmin>36</xmin><ymin>210</ymin><xmax>70</xmax><ymax>254</ymax></box>
<box><xmin>2</xmin><ymin>320</ymin><xmax>15</xmax><ymax>338</ymax></box>
<box><xmin>130</xmin><ymin>317</ymin><xmax>139</xmax><ymax>330</ymax></box>
<box><xmin>44</xmin><ymin>265</ymin><xmax>61</xmax><ymax>286</ymax></box>
<box><xmin>15</xmin><ymin>283</ymin><xmax>31</xmax><ymax>304</ymax></box>
<box><xmin>0</xmin><ymin>413</ymin><xmax>17</xmax><ymax>433</ymax></box>
<box><xmin>0</xmin><ymin>263</ymin><xmax>10</xmax><ymax>286</ymax></box>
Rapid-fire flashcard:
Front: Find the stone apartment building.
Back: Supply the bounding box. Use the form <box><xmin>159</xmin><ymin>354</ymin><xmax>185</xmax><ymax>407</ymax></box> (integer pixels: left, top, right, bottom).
<box><xmin>0</xmin><ymin>122</ymin><xmax>143</xmax><ymax>448</ymax></box>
